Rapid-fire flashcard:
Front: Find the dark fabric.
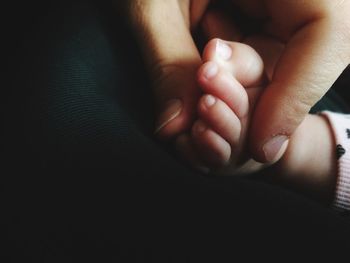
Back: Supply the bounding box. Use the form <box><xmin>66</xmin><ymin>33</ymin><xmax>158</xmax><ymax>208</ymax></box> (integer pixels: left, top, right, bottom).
<box><xmin>3</xmin><ymin>0</ymin><xmax>350</xmax><ymax>261</ymax></box>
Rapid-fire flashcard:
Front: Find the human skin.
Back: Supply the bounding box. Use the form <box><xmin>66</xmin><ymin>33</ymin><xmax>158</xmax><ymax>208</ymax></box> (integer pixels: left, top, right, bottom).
<box><xmin>119</xmin><ymin>0</ymin><xmax>350</xmax><ymax>163</ymax></box>
<box><xmin>179</xmin><ymin>37</ymin><xmax>337</xmax><ymax>204</ymax></box>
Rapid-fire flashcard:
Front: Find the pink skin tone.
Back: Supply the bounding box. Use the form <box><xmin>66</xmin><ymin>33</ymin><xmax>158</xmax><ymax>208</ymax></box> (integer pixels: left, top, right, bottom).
<box><xmin>176</xmin><ymin>38</ymin><xmax>337</xmax><ymax>204</ymax></box>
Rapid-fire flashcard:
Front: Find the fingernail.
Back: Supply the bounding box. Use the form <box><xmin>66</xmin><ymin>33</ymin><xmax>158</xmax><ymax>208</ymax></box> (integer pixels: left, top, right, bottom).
<box><xmin>204</xmin><ymin>95</ymin><xmax>216</xmax><ymax>108</ymax></box>
<box><xmin>263</xmin><ymin>135</ymin><xmax>289</xmax><ymax>162</ymax></box>
<box><xmin>154</xmin><ymin>99</ymin><xmax>182</xmax><ymax>134</ymax></box>
<box><xmin>216</xmin><ymin>40</ymin><xmax>232</xmax><ymax>60</ymax></box>
<box><xmin>195</xmin><ymin>120</ymin><xmax>207</xmax><ymax>133</ymax></box>
<box><xmin>203</xmin><ymin>62</ymin><xmax>218</xmax><ymax>79</ymax></box>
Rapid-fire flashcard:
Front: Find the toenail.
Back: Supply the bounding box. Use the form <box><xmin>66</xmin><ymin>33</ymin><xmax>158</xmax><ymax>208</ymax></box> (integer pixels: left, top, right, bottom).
<box><xmin>216</xmin><ymin>40</ymin><xmax>232</xmax><ymax>61</ymax></box>
<box><xmin>204</xmin><ymin>95</ymin><xmax>216</xmax><ymax>108</ymax></box>
<box><xmin>203</xmin><ymin>62</ymin><xmax>218</xmax><ymax>80</ymax></box>
<box><xmin>195</xmin><ymin>120</ymin><xmax>207</xmax><ymax>133</ymax></box>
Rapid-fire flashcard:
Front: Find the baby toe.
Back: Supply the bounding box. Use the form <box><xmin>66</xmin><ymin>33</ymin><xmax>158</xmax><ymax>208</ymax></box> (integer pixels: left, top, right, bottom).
<box><xmin>198</xmin><ymin>62</ymin><xmax>249</xmax><ymax>119</ymax></box>
<box><xmin>192</xmin><ymin>120</ymin><xmax>231</xmax><ymax>167</ymax></box>
<box><xmin>202</xmin><ymin>38</ymin><xmax>264</xmax><ymax>88</ymax></box>
<box><xmin>198</xmin><ymin>95</ymin><xmax>242</xmax><ymax>148</ymax></box>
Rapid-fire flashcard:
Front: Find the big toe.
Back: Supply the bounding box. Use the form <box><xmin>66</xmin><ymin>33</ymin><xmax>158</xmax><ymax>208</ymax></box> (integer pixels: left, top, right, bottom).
<box><xmin>202</xmin><ymin>38</ymin><xmax>264</xmax><ymax>88</ymax></box>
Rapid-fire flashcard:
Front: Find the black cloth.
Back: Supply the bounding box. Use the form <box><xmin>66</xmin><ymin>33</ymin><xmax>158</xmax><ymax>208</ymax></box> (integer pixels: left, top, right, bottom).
<box><xmin>3</xmin><ymin>1</ymin><xmax>350</xmax><ymax>261</ymax></box>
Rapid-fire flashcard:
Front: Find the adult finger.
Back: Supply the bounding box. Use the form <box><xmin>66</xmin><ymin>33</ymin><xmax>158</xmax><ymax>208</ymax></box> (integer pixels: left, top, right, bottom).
<box><xmin>250</xmin><ymin>9</ymin><xmax>350</xmax><ymax>162</ymax></box>
<box><xmin>125</xmin><ymin>1</ymin><xmax>211</xmax><ymax>139</ymax></box>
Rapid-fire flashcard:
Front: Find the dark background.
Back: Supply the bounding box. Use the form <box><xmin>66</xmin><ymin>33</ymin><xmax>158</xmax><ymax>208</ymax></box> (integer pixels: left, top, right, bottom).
<box><xmin>2</xmin><ymin>0</ymin><xmax>350</xmax><ymax>261</ymax></box>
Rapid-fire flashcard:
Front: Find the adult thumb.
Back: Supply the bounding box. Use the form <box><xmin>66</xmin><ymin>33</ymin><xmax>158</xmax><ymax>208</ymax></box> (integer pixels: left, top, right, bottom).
<box><xmin>249</xmin><ymin>16</ymin><xmax>350</xmax><ymax>163</ymax></box>
<box><xmin>126</xmin><ymin>1</ymin><xmax>207</xmax><ymax>139</ymax></box>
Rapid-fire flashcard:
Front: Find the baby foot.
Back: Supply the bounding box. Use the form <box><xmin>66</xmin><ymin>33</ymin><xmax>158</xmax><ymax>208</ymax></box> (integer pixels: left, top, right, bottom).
<box><xmin>176</xmin><ymin>38</ymin><xmax>337</xmax><ymax>203</ymax></box>
<box><xmin>192</xmin><ymin>39</ymin><xmax>269</xmax><ymax>174</ymax></box>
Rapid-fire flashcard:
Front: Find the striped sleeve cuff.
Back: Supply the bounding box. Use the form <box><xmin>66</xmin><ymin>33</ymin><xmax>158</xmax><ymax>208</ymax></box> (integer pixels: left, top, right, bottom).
<box><xmin>320</xmin><ymin>111</ymin><xmax>350</xmax><ymax>212</ymax></box>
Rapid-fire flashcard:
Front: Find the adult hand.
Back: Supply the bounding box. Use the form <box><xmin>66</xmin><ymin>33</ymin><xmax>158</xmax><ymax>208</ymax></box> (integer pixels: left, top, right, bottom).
<box><xmin>121</xmin><ymin>0</ymin><xmax>350</xmax><ymax>164</ymax></box>
<box><xmin>119</xmin><ymin>0</ymin><xmax>210</xmax><ymax>138</ymax></box>
<box><xmin>202</xmin><ymin>0</ymin><xmax>350</xmax><ymax>163</ymax></box>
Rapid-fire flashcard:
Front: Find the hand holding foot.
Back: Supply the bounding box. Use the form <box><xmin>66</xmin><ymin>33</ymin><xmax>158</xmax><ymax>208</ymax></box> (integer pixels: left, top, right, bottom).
<box><xmin>180</xmin><ymin>39</ymin><xmax>267</xmax><ymax>174</ymax></box>
<box><xmin>178</xmin><ymin>38</ymin><xmax>338</xmax><ymax>204</ymax></box>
